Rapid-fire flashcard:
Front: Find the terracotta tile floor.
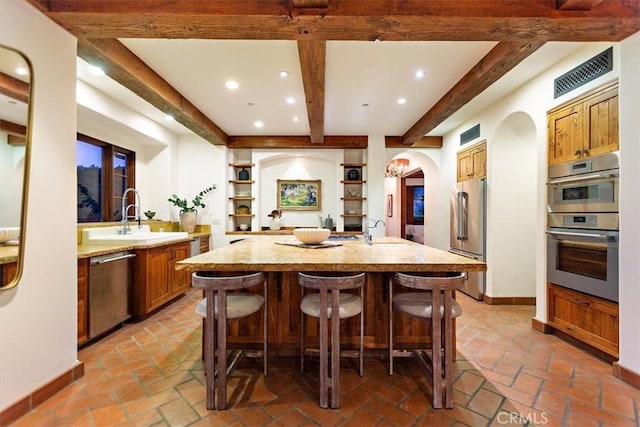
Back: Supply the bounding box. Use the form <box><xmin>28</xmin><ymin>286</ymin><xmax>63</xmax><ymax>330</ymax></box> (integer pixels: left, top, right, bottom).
<box><xmin>11</xmin><ymin>289</ymin><xmax>640</xmax><ymax>426</ymax></box>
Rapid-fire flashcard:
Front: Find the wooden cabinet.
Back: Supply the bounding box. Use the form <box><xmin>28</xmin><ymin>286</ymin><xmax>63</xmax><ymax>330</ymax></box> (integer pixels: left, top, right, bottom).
<box><xmin>548</xmin><ymin>82</ymin><xmax>618</xmax><ymax>165</ymax></box>
<box><xmin>133</xmin><ymin>241</ymin><xmax>190</xmax><ymax>317</ymax></box>
<box><xmin>547</xmin><ymin>283</ymin><xmax>618</xmax><ymax>358</ymax></box>
<box><xmin>0</xmin><ymin>262</ymin><xmax>17</xmax><ymax>287</ymax></box>
<box><xmin>77</xmin><ymin>258</ymin><xmax>89</xmax><ymax>345</ymax></box>
<box><xmin>199</xmin><ymin>236</ymin><xmax>210</xmax><ymax>253</ymax></box>
<box><xmin>228</xmin><ymin>161</ymin><xmax>255</xmax><ymax>231</ymax></box>
<box><xmin>456</xmin><ymin>140</ymin><xmax>486</xmax><ymax>182</ymax></box>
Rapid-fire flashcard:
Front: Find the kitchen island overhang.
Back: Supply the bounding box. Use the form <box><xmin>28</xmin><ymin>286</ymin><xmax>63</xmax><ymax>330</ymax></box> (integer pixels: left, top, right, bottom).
<box><xmin>176</xmin><ymin>236</ymin><xmax>487</xmax><ymax>274</ymax></box>
<box><xmin>176</xmin><ymin>236</ymin><xmax>487</xmax><ymax>353</ymax></box>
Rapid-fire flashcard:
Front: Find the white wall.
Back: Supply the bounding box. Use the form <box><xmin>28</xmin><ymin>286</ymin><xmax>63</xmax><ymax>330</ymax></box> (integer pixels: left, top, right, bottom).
<box><xmin>487</xmin><ymin>112</ymin><xmax>537</xmax><ymax>297</ymax></box>
<box><xmin>0</xmin><ymin>0</ymin><xmax>78</xmax><ymax>411</ymax></box>
<box><xmin>618</xmin><ymin>31</ymin><xmax>640</xmax><ymax>382</ymax></box>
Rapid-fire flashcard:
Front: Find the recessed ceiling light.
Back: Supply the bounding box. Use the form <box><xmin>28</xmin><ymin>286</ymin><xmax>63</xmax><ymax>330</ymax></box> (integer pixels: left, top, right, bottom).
<box><xmin>279</xmin><ymin>70</ymin><xmax>289</xmax><ymax>78</ymax></box>
<box><xmin>397</xmin><ymin>98</ymin><xmax>407</xmax><ymax>105</ymax></box>
<box><xmin>415</xmin><ymin>70</ymin><xmax>425</xmax><ymax>79</ymax></box>
<box><xmin>164</xmin><ymin>114</ymin><xmax>174</xmax><ymax>121</ymax></box>
<box><xmin>254</xmin><ymin>120</ymin><xmax>264</xmax><ymax>128</ymax></box>
<box><xmin>226</xmin><ymin>80</ymin><xmax>239</xmax><ymax>90</ymax></box>
<box><xmin>88</xmin><ymin>64</ymin><xmax>105</xmax><ymax>76</ymax></box>
<box><xmin>293</xmin><ymin>116</ymin><xmax>299</xmax><ymax>122</ymax></box>
<box><xmin>286</xmin><ymin>97</ymin><xmax>295</xmax><ymax>105</ymax></box>
<box><xmin>15</xmin><ymin>67</ymin><xmax>28</xmax><ymax>76</ymax></box>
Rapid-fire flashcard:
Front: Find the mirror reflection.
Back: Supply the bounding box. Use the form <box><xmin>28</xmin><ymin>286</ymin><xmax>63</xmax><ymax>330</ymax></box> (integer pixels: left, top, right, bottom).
<box><xmin>0</xmin><ymin>44</ymin><xmax>32</xmax><ymax>290</ymax></box>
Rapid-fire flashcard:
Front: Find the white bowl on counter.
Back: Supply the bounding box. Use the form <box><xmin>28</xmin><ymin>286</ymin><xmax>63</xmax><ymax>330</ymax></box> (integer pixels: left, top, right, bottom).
<box><xmin>293</xmin><ymin>228</ymin><xmax>331</xmax><ymax>245</ymax></box>
<box><xmin>0</xmin><ymin>227</ymin><xmax>20</xmax><ymax>244</ymax></box>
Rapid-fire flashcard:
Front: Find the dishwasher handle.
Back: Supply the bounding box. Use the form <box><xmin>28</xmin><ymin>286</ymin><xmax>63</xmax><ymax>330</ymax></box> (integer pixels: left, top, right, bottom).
<box><xmin>91</xmin><ymin>253</ymin><xmax>136</xmax><ymax>265</ymax></box>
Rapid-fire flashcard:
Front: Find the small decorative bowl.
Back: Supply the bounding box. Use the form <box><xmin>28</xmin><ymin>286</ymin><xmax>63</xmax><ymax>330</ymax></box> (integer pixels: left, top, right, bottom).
<box><xmin>293</xmin><ymin>228</ymin><xmax>331</xmax><ymax>245</ymax></box>
<box><xmin>144</xmin><ymin>211</ymin><xmax>156</xmax><ymax>219</ymax></box>
<box><xmin>239</xmin><ymin>224</ymin><xmax>249</xmax><ymax>231</ymax></box>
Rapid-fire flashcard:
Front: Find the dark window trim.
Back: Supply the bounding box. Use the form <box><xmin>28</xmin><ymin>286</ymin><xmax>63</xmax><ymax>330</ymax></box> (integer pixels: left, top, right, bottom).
<box><xmin>77</xmin><ymin>133</ymin><xmax>135</xmax><ymax>222</ymax></box>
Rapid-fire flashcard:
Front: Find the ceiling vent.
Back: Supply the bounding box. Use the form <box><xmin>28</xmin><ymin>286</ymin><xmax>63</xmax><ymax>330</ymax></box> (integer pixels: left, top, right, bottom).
<box><xmin>554</xmin><ymin>47</ymin><xmax>613</xmax><ymax>98</ymax></box>
<box><xmin>460</xmin><ymin>124</ymin><xmax>480</xmax><ymax>146</ymax></box>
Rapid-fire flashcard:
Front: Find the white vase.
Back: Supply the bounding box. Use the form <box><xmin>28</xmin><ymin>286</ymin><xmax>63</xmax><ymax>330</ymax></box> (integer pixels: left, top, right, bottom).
<box><xmin>180</xmin><ymin>211</ymin><xmax>197</xmax><ymax>233</ymax></box>
<box><xmin>269</xmin><ymin>218</ymin><xmax>282</xmax><ymax>231</ymax></box>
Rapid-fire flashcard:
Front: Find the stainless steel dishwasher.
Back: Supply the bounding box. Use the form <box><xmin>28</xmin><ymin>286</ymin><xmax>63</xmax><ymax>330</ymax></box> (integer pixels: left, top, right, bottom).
<box><xmin>89</xmin><ymin>251</ymin><xmax>136</xmax><ymax>339</ymax></box>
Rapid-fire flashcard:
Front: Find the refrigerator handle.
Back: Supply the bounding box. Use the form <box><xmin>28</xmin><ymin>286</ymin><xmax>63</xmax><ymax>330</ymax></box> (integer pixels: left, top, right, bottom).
<box><xmin>457</xmin><ymin>191</ymin><xmax>468</xmax><ymax>241</ymax></box>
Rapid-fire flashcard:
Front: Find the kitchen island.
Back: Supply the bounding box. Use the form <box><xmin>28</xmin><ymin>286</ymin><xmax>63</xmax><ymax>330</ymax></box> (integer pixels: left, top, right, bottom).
<box><xmin>176</xmin><ymin>236</ymin><xmax>486</xmax><ymax>353</ymax></box>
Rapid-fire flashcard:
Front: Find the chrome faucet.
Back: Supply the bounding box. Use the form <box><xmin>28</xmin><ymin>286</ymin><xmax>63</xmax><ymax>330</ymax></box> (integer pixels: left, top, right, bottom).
<box><xmin>364</xmin><ymin>219</ymin><xmax>385</xmax><ymax>245</ymax></box>
<box><xmin>121</xmin><ymin>188</ymin><xmax>141</xmax><ymax>235</ymax></box>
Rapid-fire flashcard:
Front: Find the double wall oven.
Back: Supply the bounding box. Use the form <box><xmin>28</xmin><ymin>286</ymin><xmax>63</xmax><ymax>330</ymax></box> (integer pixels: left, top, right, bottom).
<box><xmin>546</xmin><ymin>152</ymin><xmax>619</xmax><ymax>302</ymax></box>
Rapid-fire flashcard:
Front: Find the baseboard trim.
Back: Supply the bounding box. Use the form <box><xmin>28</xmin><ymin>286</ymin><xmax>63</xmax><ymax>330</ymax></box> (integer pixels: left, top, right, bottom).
<box><xmin>0</xmin><ymin>361</ymin><xmax>84</xmax><ymax>426</ymax></box>
<box><xmin>483</xmin><ymin>295</ymin><xmax>536</xmax><ymax>305</ymax></box>
<box><xmin>531</xmin><ymin>318</ymin><xmax>554</xmax><ymax>334</ymax></box>
<box><xmin>613</xmin><ymin>361</ymin><xmax>640</xmax><ymax>390</ymax></box>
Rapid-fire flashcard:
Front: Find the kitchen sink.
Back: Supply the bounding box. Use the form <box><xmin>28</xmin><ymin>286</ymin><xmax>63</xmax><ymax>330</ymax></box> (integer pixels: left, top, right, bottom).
<box><xmin>82</xmin><ymin>225</ymin><xmax>189</xmax><ymax>246</ymax></box>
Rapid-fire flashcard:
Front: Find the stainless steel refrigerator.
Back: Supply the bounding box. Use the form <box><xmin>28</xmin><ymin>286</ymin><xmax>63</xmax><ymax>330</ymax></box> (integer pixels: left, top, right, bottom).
<box><xmin>449</xmin><ymin>178</ymin><xmax>486</xmax><ymax>300</ymax></box>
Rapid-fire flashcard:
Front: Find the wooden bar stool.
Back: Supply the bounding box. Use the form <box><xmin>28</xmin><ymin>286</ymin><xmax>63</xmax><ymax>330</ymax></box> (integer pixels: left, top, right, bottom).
<box><xmin>193</xmin><ymin>272</ymin><xmax>268</xmax><ymax>410</ymax></box>
<box><xmin>299</xmin><ymin>272</ymin><xmax>365</xmax><ymax>409</ymax></box>
<box><xmin>388</xmin><ymin>272</ymin><xmax>465</xmax><ymax>409</ymax></box>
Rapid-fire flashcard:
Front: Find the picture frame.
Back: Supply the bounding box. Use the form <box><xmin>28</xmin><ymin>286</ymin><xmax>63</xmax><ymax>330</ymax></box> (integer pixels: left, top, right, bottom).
<box><xmin>387</xmin><ymin>194</ymin><xmax>393</xmax><ymax>217</ymax></box>
<box><xmin>277</xmin><ymin>179</ymin><xmax>321</xmax><ymax>211</ymax></box>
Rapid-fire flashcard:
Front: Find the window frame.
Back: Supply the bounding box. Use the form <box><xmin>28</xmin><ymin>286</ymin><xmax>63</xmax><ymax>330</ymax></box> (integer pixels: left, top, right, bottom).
<box><xmin>77</xmin><ymin>133</ymin><xmax>135</xmax><ymax>223</ymax></box>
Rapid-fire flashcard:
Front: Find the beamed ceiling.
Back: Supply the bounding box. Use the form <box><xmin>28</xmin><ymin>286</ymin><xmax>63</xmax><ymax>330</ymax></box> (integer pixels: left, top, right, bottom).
<box><xmin>25</xmin><ymin>0</ymin><xmax>640</xmax><ymax>149</ymax></box>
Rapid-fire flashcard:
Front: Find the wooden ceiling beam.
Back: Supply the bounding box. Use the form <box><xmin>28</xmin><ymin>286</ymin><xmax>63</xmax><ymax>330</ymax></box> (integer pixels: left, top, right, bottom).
<box><xmin>228</xmin><ymin>135</ymin><xmax>367</xmax><ymax>149</ymax></box>
<box><xmin>0</xmin><ymin>120</ymin><xmax>26</xmax><ymax>138</ymax></box>
<box><xmin>557</xmin><ymin>0</ymin><xmax>605</xmax><ymax>10</ymax></box>
<box><xmin>385</xmin><ymin>136</ymin><xmax>443</xmax><ymax>148</ymax></box>
<box><xmin>402</xmin><ymin>40</ymin><xmax>546</xmax><ymax>145</ymax></box>
<box><xmin>78</xmin><ymin>38</ymin><xmax>228</xmax><ymax>145</ymax></box>
<box><xmin>26</xmin><ymin>0</ymin><xmax>640</xmax><ymax>42</ymax></box>
<box><xmin>0</xmin><ymin>72</ymin><xmax>29</xmax><ymax>104</ymax></box>
<box><xmin>297</xmin><ymin>41</ymin><xmax>326</xmax><ymax>144</ymax></box>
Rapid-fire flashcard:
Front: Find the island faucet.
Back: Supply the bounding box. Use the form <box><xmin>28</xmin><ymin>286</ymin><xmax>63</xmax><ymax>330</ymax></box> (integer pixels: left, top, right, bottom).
<box><xmin>364</xmin><ymin>219</ymin><xmax>385</xmax><ymax>245</ymax></box>
<box><xmin>120</xmin><ymin>188</ymin><xmax>141</xmax><ymax>235</ymax></box>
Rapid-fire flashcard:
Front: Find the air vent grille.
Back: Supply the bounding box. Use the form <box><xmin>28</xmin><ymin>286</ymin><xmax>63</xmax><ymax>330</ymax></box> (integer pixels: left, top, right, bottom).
<box><xmin>460</xmin><ymin>124</ymin><xmax>480</xmax><ymax>145</ymax></box>
<box><xmin>554</xmin><ymin>47</ymin><xmax>613</xmax><ymax>98</ymax></box>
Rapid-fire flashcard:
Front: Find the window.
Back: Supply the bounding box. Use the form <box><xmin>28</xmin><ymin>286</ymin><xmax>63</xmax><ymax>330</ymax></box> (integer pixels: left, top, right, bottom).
<box><xmin>406</xmin><ymin>185</ymin><xmax>424</xmax><ymax>225</ymax></box>
<box><xmin>77</xmin><ymin>134</ymin><xmax>135</xmax><ymax>222</ymax></box>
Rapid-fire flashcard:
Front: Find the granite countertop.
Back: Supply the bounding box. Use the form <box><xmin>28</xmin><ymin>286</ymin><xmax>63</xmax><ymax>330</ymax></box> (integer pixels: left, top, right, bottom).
<box><xmin>177</xmin><ymin>235</ymin><xmax>487</xmax><ymax>273</ymax></box>
<box><xmin>77</xmin><ymin>231</ymin><xmax>210</xmax><ymax>259</ymax></box>
<box><xmin>0</xmin><ymin>231</ymin><xmax>211</xmax><ymax>264</ymax></box>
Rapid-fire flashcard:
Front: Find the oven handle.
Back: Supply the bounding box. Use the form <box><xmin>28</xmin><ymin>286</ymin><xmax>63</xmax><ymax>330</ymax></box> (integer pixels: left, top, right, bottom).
<box><xmin>547</xmin><ymin>171</ymin><xmax>618</xmax><ymax>185</ymax></box>
<box><xmin>546</xmin><ymin>230</ymin><xmax>612</xmax><ymax>240</ymax></box>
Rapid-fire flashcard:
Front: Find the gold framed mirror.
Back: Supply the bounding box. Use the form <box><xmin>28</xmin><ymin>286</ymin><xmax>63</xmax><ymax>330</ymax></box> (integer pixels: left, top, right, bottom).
<box><xmin>0</xmin><ymin>44</ymin><xmax>33</xmax><ymax>290</ymax></box>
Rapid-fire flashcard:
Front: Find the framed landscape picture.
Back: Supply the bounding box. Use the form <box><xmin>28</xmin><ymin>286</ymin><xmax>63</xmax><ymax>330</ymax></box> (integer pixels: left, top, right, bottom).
<box><xmin>277</xmin><ymin>179</ymin><xmax>321</xmax><ymax>211</ymax></box>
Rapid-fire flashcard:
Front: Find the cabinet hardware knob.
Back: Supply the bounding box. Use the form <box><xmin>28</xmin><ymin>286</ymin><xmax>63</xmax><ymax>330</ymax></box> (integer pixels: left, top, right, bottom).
<box><xmin>574</xmin><ymin>150</ymin><xmax>582</xmax><ymax>156</ymax></box>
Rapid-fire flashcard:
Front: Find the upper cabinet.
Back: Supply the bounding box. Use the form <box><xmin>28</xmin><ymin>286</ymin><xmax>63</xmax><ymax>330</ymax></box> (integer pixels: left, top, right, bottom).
<box><xmin>548</xmin><ymin>81</ymin><xmax>619</xmax><ymax>165</ymax></box>
<box><xmin>456</xmin><ymin>140</ymin><xmax>486</xmax><ymax>182</ymax></box>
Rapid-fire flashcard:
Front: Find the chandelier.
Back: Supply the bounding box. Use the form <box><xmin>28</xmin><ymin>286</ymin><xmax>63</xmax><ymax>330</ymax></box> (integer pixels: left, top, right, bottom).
<box><xmin>385</xmin><ymin>158</ymin><xmax>410</xmax><ymax>178</ymax></box>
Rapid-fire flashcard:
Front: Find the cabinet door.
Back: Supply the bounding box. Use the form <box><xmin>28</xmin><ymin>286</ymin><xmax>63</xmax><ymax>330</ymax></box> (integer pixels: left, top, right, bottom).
<box><xmin>457</xmin><ymin>150</ymin><xmax>473</xmax><ymax>182</ymax></box>
<box><xmin>77</xmin><ymin>259</ymin><xmax>89</xmax><ymax>344</ymax></box>
<box><xmin>547</xmin><ymin>284</ymin><xmax>618</xmax><ymax>357</ymax></box>
<box><xmin>583</xmin><ymin>88</ymin><xmax>619</xmax><ymax>158</ymax></box>
<box><xmin>147</xmin><ymin>246</ymin><xmax>171</xmax><ymax>308</ymax></box>
<box><xmin>548</xmin><ymin>104</ymin><xmax>584</xmax><ymax>165</ymax></box>
<box><xmin>0</xmin><ymin>262</ymin><xmax>17</xmax><ymax>287</ymax></box>
<box><xmin>471</xmin><ymin>144</ymin><xmax>486</xmax><ymax>179</ymax></box>
<box><xmin>169</xmin><ymin>243</ymin><xmax>190</xmax><ymax>294</ymax></box>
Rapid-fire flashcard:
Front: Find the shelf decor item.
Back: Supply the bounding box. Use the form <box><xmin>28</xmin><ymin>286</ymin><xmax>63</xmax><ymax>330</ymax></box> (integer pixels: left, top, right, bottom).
<box><xmin>277</xmin><ymin>179</ymin><xmax>321</xmax><ymax>211</ymax></box>
<box><xmin>238</xmin><ymin>167</ymin><xmax>250</xmax><ymax>180</ymax></box>
<box><xmin>347</xmin><ymin>169</ymin><xmax>360</xmax><ymax>181</ymax></box>
<box><xmin>168</xmin><ymin>185</ymin><xmax>216</xmax><ymax>233</ymax></box>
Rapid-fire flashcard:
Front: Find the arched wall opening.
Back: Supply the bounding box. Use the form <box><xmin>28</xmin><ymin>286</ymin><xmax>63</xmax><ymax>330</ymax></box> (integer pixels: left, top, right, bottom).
<box><xmin>384</xmin><ymin>151</ymin><xmax>446</xmax><ymax>249</ymax></box>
